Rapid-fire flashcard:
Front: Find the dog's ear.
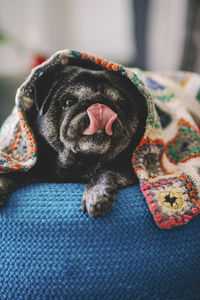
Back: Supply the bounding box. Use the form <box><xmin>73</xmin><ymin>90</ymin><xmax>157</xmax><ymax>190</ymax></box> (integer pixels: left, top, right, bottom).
<box><xmin>33</xmin><ymin>65</ymin><xmax>63</xmax><ymax>114</ymax></box>
<box><xmin>37</xmin><ymin>78</ymin><xmax>60</xmax><ymax>115</ymax></box>
<box><xmin>34</xmin><ymin>65</ymin><xmax>80</xmax><ymax>115</ymax></box>
<box><xmin>21</xmin><ymin>64</ymin><xmax>64</xmax><ymax>114</ymax></box>
<box><xmin>22</xmin><ymin>64</ymin><xmax>76</xmax><ymax>115</ymax></box>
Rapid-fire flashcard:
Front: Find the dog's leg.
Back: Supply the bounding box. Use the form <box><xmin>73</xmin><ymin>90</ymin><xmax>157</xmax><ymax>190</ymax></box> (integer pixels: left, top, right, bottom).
<box><xmin>82</xmin><ymin>169</ymin><xmax>137</xmax><ymax>216</ymax></box>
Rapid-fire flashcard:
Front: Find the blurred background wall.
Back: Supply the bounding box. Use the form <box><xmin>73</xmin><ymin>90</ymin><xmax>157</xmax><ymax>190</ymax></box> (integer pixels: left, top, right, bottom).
<box><xmin>0</xmin><ymin>0</ymin><xmax>134</xmax><ymax>75</ymax></box>
<box><xmin>0</xmin><ymin>0</ymin><xmax>200</xmax><ymax>125</ymax></box>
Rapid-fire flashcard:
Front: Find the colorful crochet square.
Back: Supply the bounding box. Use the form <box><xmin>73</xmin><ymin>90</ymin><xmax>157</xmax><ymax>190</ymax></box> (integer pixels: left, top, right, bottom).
<box><xmin>166</xmin><ymin>119</ymin><xmax>200</xmax><ymax>164</ymax></box>
<box><xmin>141</xmin><ymin>174</ymin><xmax>200</xmax><ymax>229</ymax></box>
<box><xmin>132</xmin><ymin>137</ymin><xmax>166</xmax><ymax>177</ymax></box>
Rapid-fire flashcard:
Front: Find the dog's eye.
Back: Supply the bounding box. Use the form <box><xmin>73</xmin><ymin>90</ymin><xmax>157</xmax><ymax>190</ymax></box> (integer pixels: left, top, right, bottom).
<box><xmin>61</xmin><ymin>98</ymin><xmax>77</xmax><ymax>109</ymax></box>
<box><xmin>66</xmin><ymin>99</ymin><xmax>76</xmax><ymax>107</ymax></box>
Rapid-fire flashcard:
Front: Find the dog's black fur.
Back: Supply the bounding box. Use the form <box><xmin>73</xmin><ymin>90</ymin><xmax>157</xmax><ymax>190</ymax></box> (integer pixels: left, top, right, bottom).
<box><xmin>0</xmin><ymin>64</ymin><xmax>147</xmax><ymax>216</ymax></box>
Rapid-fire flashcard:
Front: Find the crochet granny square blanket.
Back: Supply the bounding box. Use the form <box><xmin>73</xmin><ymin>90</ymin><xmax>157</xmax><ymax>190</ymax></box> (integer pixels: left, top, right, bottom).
<box><xmin>0</xmin><ymin>49</ymin><xmax>200</xmax><ymax>229</ymax></box>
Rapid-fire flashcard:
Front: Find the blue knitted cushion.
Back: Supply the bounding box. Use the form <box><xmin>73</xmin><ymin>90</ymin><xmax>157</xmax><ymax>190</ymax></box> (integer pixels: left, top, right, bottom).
<box><xmin>0</xmin><ymin>183</ymin><xmax>200</xmax><ymax>299</ymax></box>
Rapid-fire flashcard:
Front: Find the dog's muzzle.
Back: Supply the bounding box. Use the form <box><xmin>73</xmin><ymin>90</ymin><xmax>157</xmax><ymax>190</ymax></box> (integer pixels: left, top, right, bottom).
<box><xmin>82</xmin><ymin>103</ymin><xmax>118</xmax><ymax>136</ymax></box>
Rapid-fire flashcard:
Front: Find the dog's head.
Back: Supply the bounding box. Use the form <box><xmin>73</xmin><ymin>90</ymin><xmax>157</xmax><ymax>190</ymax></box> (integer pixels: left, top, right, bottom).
<box><xmin>27</xmin><ymin>62</ymin><xmax>147</xmax><ymax>166</ymax></box>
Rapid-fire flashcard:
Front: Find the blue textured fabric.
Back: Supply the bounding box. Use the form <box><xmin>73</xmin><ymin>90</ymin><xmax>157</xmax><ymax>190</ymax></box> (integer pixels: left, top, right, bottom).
<box><xmin>0</xmin><ymin>183</ymin><xmax>200</xmax><ymax>300</ymax></box>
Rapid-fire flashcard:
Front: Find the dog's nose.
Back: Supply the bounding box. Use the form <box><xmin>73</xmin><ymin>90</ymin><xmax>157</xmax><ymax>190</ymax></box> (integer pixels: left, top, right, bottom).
<box><xmin>83</xmin><ymin>103</ymin><xmax>117</xmax><ymax>136</ymax></box>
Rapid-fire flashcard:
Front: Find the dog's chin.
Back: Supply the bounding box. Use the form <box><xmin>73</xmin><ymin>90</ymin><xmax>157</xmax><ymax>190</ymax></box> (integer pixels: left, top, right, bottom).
<box><xmin>77</xmin><ymin>131</ymin><xmax>111</xmax><ymax>154</ymax></box>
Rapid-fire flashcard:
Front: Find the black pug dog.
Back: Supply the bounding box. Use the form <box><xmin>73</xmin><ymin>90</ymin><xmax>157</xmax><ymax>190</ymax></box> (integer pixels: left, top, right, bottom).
<box><xmin>0</xmin><ymin>64</ymin><xmax>147</xmax><ymax>216</ymax></box>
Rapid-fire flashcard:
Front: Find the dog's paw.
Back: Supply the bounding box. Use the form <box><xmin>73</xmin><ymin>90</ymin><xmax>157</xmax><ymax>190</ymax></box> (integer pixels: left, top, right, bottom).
<box><xmin>82</xmin><ymin>184</ymin><xmax>117</xmax><ymax>216</ymax></box>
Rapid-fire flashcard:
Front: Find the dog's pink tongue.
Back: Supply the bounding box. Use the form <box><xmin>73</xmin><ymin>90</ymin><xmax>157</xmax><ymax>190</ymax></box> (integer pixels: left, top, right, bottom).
<box><xmin>83</xmin><ymin>103</ymin><xmax>117</xmax><ymax>136</ymax></box>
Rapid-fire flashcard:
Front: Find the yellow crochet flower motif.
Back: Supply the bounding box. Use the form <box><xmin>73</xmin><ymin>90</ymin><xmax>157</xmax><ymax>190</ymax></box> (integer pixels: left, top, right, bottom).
<box><xmin>158</xmin><ymin>188</ymin><xmax>184</xmax><ymax>212</ymax></box>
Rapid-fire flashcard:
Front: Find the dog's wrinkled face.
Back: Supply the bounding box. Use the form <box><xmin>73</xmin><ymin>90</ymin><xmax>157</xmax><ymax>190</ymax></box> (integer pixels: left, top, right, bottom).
<box><xmin>0</xmin><ymin>63</ymin><xmax>148</xmax><ymax>215</ymax></box>
<box><xmin>34</xmin><ymin>65</ymin><xmax>146</xmax><ymax>167</ymax></box>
